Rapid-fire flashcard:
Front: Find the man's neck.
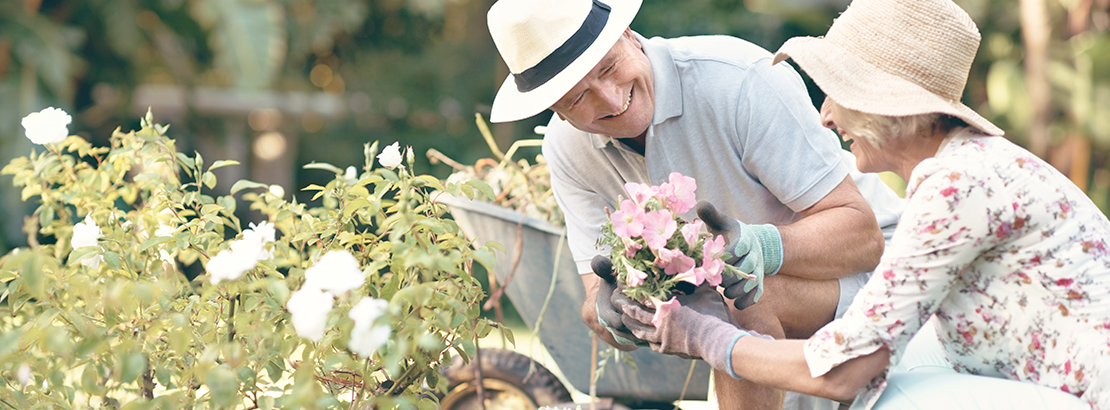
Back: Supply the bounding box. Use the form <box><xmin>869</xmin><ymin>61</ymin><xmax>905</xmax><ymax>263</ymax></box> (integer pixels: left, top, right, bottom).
<box><xmin>622</xmin><ymin>133</ymin><xmax>647</xmax><ymax>156</ymax></box>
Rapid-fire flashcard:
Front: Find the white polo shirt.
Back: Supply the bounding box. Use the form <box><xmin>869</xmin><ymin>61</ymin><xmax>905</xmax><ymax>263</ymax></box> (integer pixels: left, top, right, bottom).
<box><xmin>543</xmin><ymin>32</ymin><xmax>903</xmax><ymax>274</ymax></box>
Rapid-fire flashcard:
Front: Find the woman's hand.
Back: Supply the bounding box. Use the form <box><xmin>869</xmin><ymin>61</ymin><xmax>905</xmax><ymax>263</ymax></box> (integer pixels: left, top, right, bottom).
<box><xmin>618</xmin><ymin>285</ymin><xmax>766</xmax><ymax>374</ymax></box>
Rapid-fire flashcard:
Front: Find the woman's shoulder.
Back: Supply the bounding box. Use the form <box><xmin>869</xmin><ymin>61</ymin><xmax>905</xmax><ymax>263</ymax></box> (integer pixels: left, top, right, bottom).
<box><xmin>909</xmin><ymin>132</ymin><xmax>1037</xmax><ymax>192</ymax></box>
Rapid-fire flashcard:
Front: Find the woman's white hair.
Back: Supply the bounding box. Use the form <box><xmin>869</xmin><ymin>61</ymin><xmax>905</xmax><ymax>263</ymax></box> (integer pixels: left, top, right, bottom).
<box><xmin>825</xmin><ymin>98</ymin><xmax>967</xmax><ymax>148</ymax></box>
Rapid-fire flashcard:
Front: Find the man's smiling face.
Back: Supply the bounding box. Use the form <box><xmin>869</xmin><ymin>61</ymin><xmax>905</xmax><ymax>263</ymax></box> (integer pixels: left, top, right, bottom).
<box><xmin>550</xmin><ymin>28</ymin><xmax>655</xmax><ymax>140</ymax></box>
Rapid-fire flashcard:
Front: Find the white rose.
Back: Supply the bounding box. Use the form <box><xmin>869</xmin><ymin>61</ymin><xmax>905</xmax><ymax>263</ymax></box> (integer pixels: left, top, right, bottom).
<box><xmin>268</xmin><ymin>184</ymin><xmax>286</xmax><ymax>198</ymax></box>
<box><xmin>247</xmin><ymin>221</ymin><xmax>276</xmax><ymax>244</ymax></box>
<box><xmin>303</xmin><ymin>250</ymin><xmax>365</xmax><ymax>294</ymax></box>
<box><xmin>71</xmin><ymin>215</ymin><xmax>103</xmax><ymax>269</ymax></box>
<box><xmin>377</xmin><ymin>142</ymin><xmax>402</xmax><ymax>169</ymax></box>
<box><xmin>17</xmin><ymin>363</ymin><xmax>31</xmax><ymax>387</ymax></box>
<box><xmin>287</xmin><ymin>287</ymin><xmax>334</xmax><ymax>341</ymax></box>
<box><xmin>205</xmin><ymin>247</ymin><xmax>257</xmax><ymax>284</ymax></box>
<box><xmin>348</xmin><ymin>297</ymin><xmax>391</xmax><ymax>358</ymax></box>
<box><xmin>22</xmin><ymin>107</ymin><xmax>72</xmax><ymax>145</ymax></box>
<box><xmin>71</xmin><ymin>215</ymin><xmax>102</xmax><ymax>248</ymax></box>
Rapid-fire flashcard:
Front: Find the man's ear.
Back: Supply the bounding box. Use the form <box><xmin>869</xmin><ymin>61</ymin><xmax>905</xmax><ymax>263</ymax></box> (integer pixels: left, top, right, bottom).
<box><xmin>623</xmin><ymin>27</ymin><xmax>642</xmax><ymax>51</ymax></box>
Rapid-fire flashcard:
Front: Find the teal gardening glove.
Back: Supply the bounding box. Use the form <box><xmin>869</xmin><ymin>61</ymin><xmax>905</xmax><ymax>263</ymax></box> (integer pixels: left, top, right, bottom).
<box><xmin>696</xmin><ymin>201</ymin><xmax>783</xmax><ymax>310</ymax></box>
<box><xmin>591</xmin><ymin>255</ymin><xmax>648</xmax><ymax>347</ymax></box>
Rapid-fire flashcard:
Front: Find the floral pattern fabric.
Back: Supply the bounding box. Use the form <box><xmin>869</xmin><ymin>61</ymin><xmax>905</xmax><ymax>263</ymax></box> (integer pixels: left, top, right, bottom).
<box><xmin>804</xmin><ymin>127</ymin><xmax>1110</xmax><ymax>409</ymax></box>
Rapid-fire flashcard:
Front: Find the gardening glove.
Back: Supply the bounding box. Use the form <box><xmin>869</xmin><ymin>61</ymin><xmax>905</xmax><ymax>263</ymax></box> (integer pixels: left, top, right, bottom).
<box><xmin>696</xmin><ymin>201</ymin><xmax>783</xmax><ymax>310</ymax></box>
<box><xmin>621</xmin><ymin>285</ymin><xmax>773</xmax><ymax>378</ymax></box>
<box><xmin>591</xmin><ymin>255</ymin><xmax>648</xmax><ymax>348</ymax></box>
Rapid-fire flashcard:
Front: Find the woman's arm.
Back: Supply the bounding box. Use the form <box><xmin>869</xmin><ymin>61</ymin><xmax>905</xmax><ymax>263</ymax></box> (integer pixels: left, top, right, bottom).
<box><xmin>729</xmin><ymin>337</ymin><xmax>890</xmax><ymax>401</ymax></box>
<box><xmin>622</xmin><ymin>286</ymin><xmax>890</xmax><ymax>402</ymax></box>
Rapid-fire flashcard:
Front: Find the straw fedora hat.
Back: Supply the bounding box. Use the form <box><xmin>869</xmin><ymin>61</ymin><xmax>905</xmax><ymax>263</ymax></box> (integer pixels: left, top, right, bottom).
<box><xmin>772</xmin><ymin>0</ymin><xmax>1003</xmax><ymax>136</ymax></box>
<box><xmin>487</xmin><ymin>0</ymin><xmax>642</xmax><ymax>123</ymax></box>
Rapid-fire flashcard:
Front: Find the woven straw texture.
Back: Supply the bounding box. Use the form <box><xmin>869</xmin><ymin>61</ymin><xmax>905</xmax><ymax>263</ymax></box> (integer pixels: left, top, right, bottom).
<box><xmin>773</xmin><ymin>0</ymin><xmax>1003</xmax><ymax>136</ymax></box>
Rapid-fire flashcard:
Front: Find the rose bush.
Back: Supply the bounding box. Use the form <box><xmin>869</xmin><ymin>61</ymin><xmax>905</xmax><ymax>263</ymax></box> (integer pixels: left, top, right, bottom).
<box><xmin>0</xmin><ymin>108</ymin><xmax>507</xmax><ymax>409</ymax></box>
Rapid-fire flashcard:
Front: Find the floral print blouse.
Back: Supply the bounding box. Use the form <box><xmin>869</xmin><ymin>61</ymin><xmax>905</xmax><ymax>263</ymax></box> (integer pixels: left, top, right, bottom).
<box><xmin>804</xmin><ymin>127</ymin><xmax>1110</xmax><ymax>409</ymax></box>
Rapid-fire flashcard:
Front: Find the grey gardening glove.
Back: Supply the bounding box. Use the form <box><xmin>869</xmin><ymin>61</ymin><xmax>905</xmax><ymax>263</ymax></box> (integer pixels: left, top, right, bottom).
<box><xmin>591</xmin><ymin>255</ymin><xmax>648</xmax><ymax>348</ymax></box>
<box><xmin>696</xmin><ymin>201</ymin><xmax>783</xmax><ymax>310</ymax></box>
<box><xmin>621</xmin><ymin>285</ymin><xmax>772</xmax><ymax>378</ymax></box>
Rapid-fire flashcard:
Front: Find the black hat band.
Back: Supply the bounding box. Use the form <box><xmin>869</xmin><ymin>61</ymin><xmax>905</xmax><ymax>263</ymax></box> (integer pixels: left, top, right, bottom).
<box><xmin>513</xmin><ymin>0</ymin><xmax>611</xmax><ymax>93</ymax></box>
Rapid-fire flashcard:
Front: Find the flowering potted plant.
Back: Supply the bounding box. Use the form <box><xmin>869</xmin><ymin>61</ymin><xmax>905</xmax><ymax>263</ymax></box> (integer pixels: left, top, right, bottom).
<box><xmin>0</xmin><ymin>108</ymin><xmax>503</xmax><ymax>409</ymax></box>
<box><xmin>597</xmin><ymin>173</ymin><xmax>752</xmax><ymax>326</ymax></box>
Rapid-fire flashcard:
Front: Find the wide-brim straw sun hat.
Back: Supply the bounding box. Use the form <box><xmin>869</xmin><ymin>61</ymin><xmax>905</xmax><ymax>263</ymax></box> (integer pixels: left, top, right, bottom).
<box><xmin>487</xmin><ymin>0</ymin><xmax>642</xmax><ymax>123</ymax></box>
<box><xmin>772</xmin><ymin>0</ymin><xmax>1003</xmax><ymax>136</ymax></box>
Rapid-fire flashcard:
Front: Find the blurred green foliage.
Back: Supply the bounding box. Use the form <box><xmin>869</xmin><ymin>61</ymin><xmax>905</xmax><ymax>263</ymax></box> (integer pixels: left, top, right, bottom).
<box><xmin>1</xmin><ymin>0</ymin><xmax>1108</xmax><ymax>257</ymax></box>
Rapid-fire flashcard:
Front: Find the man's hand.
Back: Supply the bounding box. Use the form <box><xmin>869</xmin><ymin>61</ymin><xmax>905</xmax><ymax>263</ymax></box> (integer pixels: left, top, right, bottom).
<box><xmin>620</xmin><ymin>285</ymin><xmax>770</xmax><ymax>376</ymax></box>
<box><xmin>591</xmin><ymin>255</ymin><xmax>647</xmax><ymax>348</ymax></box>
<box><xmin>696</xmin><ymin>201</ymin><xmax>784</xmax><ymax>310</ymax></box>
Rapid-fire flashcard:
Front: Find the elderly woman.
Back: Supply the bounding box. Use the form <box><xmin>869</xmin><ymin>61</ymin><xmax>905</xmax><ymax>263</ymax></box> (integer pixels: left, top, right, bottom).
<box><xmin>618</xmin><ymin>0</ymin><xmax>1110</xmax><ymax>408</ymax></box>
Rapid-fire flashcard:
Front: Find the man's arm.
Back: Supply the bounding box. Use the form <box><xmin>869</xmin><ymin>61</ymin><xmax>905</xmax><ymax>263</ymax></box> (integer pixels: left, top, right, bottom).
<box><xmin>777</xmin><ymin>176</ymin><xmax>884</xmax><ymax>280</ymax></box>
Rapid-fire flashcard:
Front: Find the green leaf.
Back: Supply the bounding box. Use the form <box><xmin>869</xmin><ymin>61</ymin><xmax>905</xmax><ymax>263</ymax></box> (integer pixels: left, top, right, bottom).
<box><xmin>103</xmin><ymin>251</ymin><xmax>121</xmax><ymax>270</ymax></box>
<box><xmin>202</xmin><ymin>171</ymin><xmax>217</xmax><ymax>189</ymax></box>
<box><xmin>208</xmin><ymin>159</ymin><xmax>240</xmax><ymax>171</ymax></box>
<box><xmin>265</xmin><ymin>358</ymin><xmax>283</xmax><ymax>382</ymax></box>
<box><xmin>204</xmin><ymin>365</ymin><xmax>240</xmax><ymax>406</ymax></box>
<box><xmin>218</xmin><ymin>195</ymin><xmax>237</xmax><ymax>214</ymax></box>
<box><xmin>176</xmin><ymin>152</ymin><xmax>196</xmax><ymax>174</ymax></box>
<box><xmin>472</xmin><ymin>248</ymin><xmax>496</xmax><ymax>273</ymax></box>
<box><xmin>0</xmin><ymin>330</ymin><xmax>21</xmax><ymax>355</ymax></box>
<box><xmin>230</xmin><ymin>179</ymin><xmax>268</xmax><ymax>195</ymax></box>
<box><xmin>380</xmin><ymin>271</ymin><xmax>402</xmax><ymax>301</ymax></box>
<box><xmin>465</xmin><ymin>180</ymin><xmax>496</xmax><ymax>201</ymax></box>
<box><xmin>414</xmin><ymin>175</ymin><xmax>443</xmax><ymax>190</ymax></box>
<box><xmin>138</xmin><ymin>236</ymin><xmax>174</xmax><ymax>252</ymax></box>
<box><xmin>120</xmin><ymin>351</ymin><xmax>146</xmax><ymax>383</ymax></box>
<box><xmin>81</xmin><ymin>365</ymin><xmax>106</xmax><ymax>395</ymax></box>
<box><xmin>67</xmin><ymin>247</ymin><xmax>99</xmax><ymax>266</ymax></box>
<box><xmin>302</xmin><ymin>162</ymin><xmax>345</xmax><ymax>174</ymax></box>
<box><xmin>343</xmin><ymin>198</ymin><xmax>371</xmax><ymax>220</ymax></box>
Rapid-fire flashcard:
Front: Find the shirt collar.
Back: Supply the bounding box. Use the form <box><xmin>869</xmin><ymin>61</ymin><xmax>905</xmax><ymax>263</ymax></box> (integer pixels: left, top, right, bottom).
<box><xmin>588</xmin><ymin>31</ymin><xmax>683</xmax><ymax>149</ymax></box>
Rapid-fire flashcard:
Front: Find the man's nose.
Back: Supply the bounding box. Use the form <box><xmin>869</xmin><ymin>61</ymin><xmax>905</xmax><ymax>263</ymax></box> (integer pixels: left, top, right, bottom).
<box><xmin>595</xmin><ymin>83</ymin><xmax>625</xmax><ymax>114</ymax></box>
<box><xmin>819</xmin><ymin>97</ymin><xmax>836</xmax><ymax>129</ymax></box>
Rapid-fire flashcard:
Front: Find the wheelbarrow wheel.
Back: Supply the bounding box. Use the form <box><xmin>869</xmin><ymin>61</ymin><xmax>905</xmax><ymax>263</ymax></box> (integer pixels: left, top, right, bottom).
<box><xmin>441</xmin><ymin>348</ymin><xmax>573</xmax><ymax>410</ymax></box>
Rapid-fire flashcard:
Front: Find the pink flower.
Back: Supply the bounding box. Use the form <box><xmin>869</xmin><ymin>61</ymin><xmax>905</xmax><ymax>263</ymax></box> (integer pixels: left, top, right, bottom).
<box><xmin>666</xmin><ymin>173</ymin><xmax>697</xmax><ymax>213</ymax></box>
<box><xmin>657</xmin><ymin>247</ymin><xmax>696</xmax><ymax>276</ymax></box>
<box><xmin>623</xmin><ymin>261</ymin><xmax>648</xmax><ymax>287</ymax></box>
<box><xmin>611</xmin><ymin>199</ymin><xmax>645</xmax><ymax>238</ymax></box>
<box><xmin>674</xmin><ymin>269</ymin><xmax>704</xmax><ymax>286</ymax></box>
<box><xmin>651</xmin><ymin>296</ymin><xmax>681</xmax><ymax>327</ymax></box>
<box><xmin>703</xmin><ymin>235</ymin><xmax>725</xmax><ymax>259</ymax></box>
<box><xmin>642</xmin><ymin>210</ymin><xmax>677</xmax><ymax>250</ymax></box>
<box><xmin>700</xmin><ymin>258</ymin><xmax>725</xmax><ymax>286</ymax></box>
<box><xmin>624</xmin><ymin>182</ymin><xmax>656</xmax><ymax>206</ymax></box>
<box><xmin>681</xmin><ymin>220</ymin><xmax>704</xmax><ymax>248</ymax></box>
<box><xmin>622</xmin><ymin>236</ymin><xmax>643</xmax><ymax>258</ymax></box>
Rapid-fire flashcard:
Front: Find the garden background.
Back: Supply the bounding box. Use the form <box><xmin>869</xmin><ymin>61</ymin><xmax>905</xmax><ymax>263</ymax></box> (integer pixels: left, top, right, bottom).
<box><xmin>0</xmin><ymin>0</ymin><xmax>1108</xmax><ymax>406</ymax></box>
<box><xmin>2</xmin><ymin>0</ymin><xmax>1110</xmax><ymax>255</ymax></box>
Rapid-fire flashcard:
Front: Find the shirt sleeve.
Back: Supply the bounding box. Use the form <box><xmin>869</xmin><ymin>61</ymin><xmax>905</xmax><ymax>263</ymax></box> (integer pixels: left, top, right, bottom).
<box><xmin>734</xmin><ymin>58</ymin><xmax>849</xmax><ymax>213</ymax></box>
<box><xmin>803</xmin><ymin>159</ymin><xmax>1008</xmax><ymax>405</ymax></box>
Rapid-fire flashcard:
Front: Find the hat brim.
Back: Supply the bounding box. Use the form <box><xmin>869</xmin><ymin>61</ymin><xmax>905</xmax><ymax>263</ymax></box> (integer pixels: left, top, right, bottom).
<box><xmin>773</xmin><ymin>37</ymin><xmax>1003</xmax><ymax>136</ymax></box>
<box><xmin>489</xmin><ymin>0</ymin><xmax>643</xmax><ymax>123</ymax></box>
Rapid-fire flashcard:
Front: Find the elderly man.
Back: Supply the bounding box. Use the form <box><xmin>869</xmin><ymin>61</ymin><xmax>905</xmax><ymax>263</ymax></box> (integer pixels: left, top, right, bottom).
<box><xmin>485</xmin><ymin>0</ymin><xmax>902</xmax><ymax>408</ymax></box>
